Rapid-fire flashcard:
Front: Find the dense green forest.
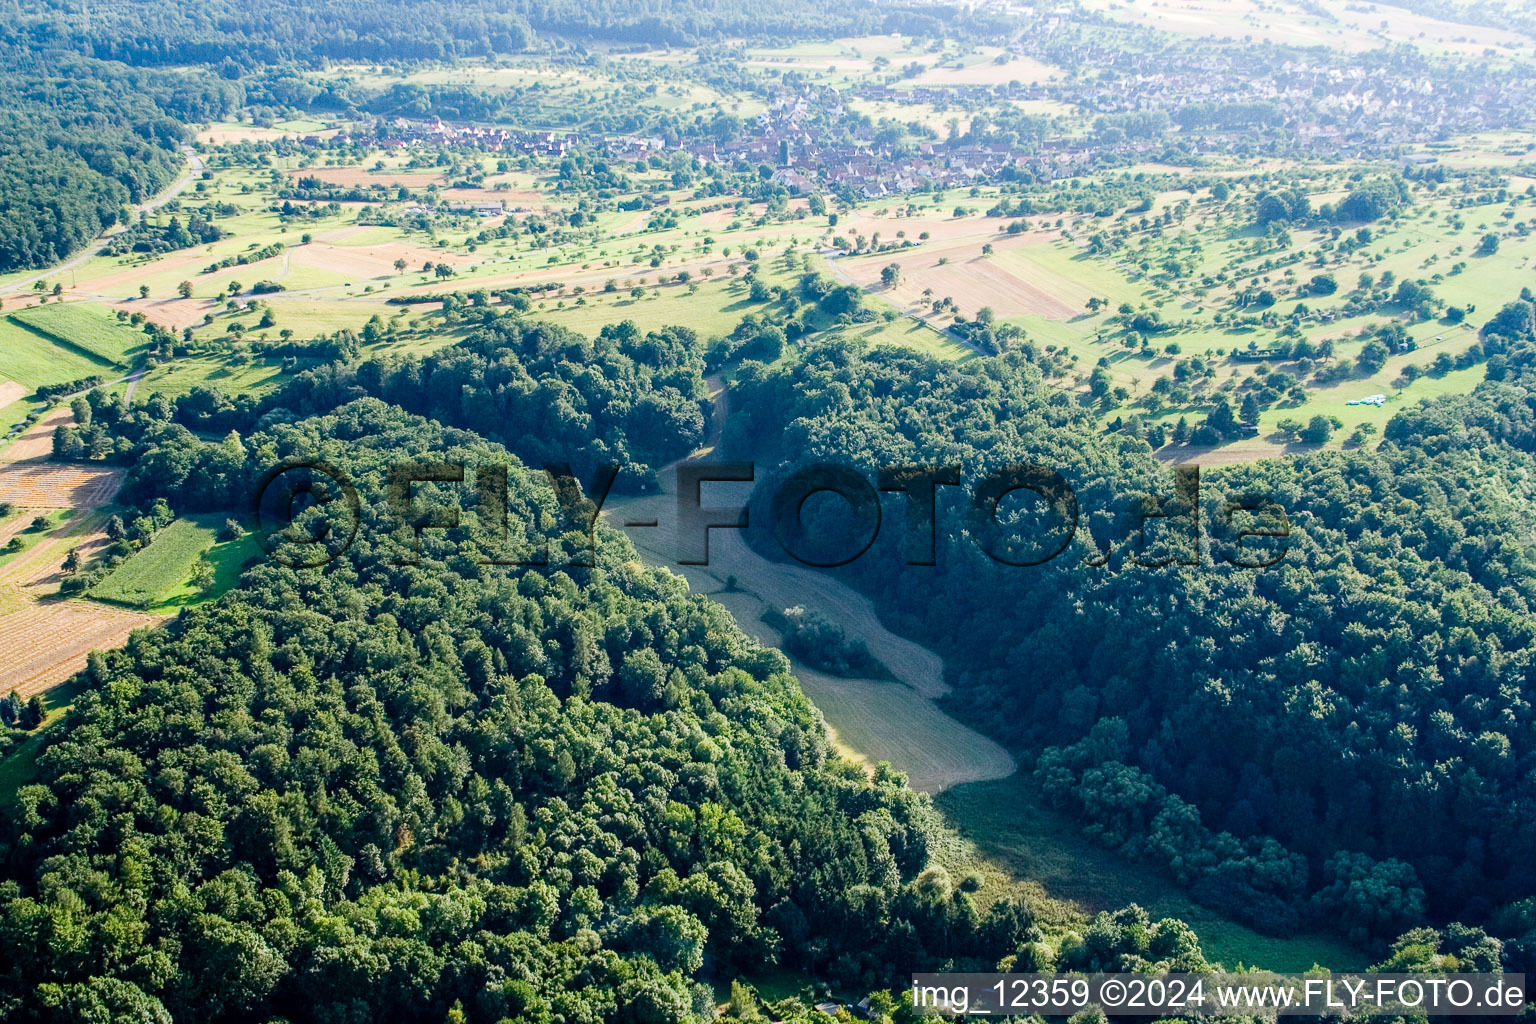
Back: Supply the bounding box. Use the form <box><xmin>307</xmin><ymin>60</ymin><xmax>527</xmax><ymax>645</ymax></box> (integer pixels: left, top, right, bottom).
<box><xmin>51</xmin><ymin>315</ymin><xmax>715</xmax><ymax>494</ymax></box>
<box><xmin>0</xmin><ymin>0</ymin><xmax>978</xmax><ymax>67</ymax></box>
<box><xmin>275</xmin><ymin>318</ymin><xmax>711</xmax><ymax>486</ymax></box>
<box><xmin>11</xmin><ymin>291</ymin><xmax>1536</xmax><ymax>1013</ymax></box>
<box><xmin>0</xmin><ymin>55</ymin><xmax>238</xmax><ymax>271</ymax></box>
<box><xmin>0</xmin><ymin>400</ymin><xmax>1065</xmax><ymax>1021</ymax></box>
<box><xmin>7</xmin><ymin>0</ymin><xmax>1536</xmax><ymax>1004</ymax></box>
<box><xmin>723</xmin><ymin>297</ymin><xmax>1536</xmax><ymax>951</ymax></box>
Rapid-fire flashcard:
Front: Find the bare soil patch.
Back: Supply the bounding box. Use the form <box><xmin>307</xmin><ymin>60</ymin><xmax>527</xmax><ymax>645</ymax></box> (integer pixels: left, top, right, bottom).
<box><xmin>839</xmin><ymin>232</ymin><xmax>1080</xmax><ymax>321</ymax></box>
<box><xmin>0</xmin><ymin>601</ymin><xmax>161</xmax><ymax>698</ymax></box>
<box><xmin>1154</xmin><ymin>442</ymin><xmax>1296</xmax><ymax>466</ymax></box>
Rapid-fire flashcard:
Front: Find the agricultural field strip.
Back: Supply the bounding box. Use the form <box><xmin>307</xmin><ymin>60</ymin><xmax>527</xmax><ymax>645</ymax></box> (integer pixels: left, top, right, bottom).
<box><xmin>0</xmin><ymin>511</ymin><xmax>105</xmax><ymax>587</ymax></box>
<box><xmin>89</xmin><ymin>518</ymin><xmax>218</xmax><ymax>608</ymax></box>
<box><xmin>0</xmin><ymin>602</ymin><xmax>162</xmax><ymax>699</ymax></box>
<box><xmin>19</xmin><ymin>518</ymin><xmax>110</xmax><ymax>589</ymax></box>
<box><xmin>0</xmin><ymin>406</ymin><xmax>75</xmax><ymax>463</ymax></box>
<box><xmin>0</xmin><ymin>514</ymin><xmax>36</xmax><ymax>548</ymax></box>
<box><xmin>0</xmin><ymin>465</ymin><xmax>123</xmax><ymax>510</ymax></box>
<box><xmin>7</xmin><ymin>304</ymin><xmax>141</xmax><ymax>366</ymax></box>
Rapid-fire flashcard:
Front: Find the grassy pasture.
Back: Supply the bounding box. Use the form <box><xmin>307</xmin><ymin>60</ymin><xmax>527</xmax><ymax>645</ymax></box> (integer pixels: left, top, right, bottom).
<box><xmin>936</xmin><ymin>773</ymin><xmax>1369</xmax><ymax>972</ymax></box>
<box><xmin>149</xmin><ymin>524</ymin><xmax>262</xmax><ymax>610</ymax></box>
<box><xmin>0</xmin><ymin>397</ymin><xmax>39</xmax><ymax>444</ymax></box>
<box><xmin>0</xmin><ymin>317</ymin><xmax>120</xmax><ymax>390</ymax></box>
<box><xmin>133</xmin><ymin>356</ymin><xmax>285</xmax><ymax>401</ymax></box>
<box><xmin>0</xmin><ymin>675</ymin><xmax>89</xmax><ymax>810</ymax></box>
<box><xmin>9</xmin><ymin>302</ymin><xmax>145</xmax><ymax>366</ymax></box>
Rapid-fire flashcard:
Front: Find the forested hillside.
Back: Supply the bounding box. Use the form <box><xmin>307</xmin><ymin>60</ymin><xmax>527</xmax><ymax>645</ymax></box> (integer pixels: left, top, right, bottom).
<box><xmin>725</xmin><ymin>299</ymin><xmax>1536</xmax><ymax>949</ymax></box>
<box><xmin>0</xmin><ymin>0</ymin><xmax>975</xmax><ymax>66</ymax></box>
<box><xmin>7</xmin><ymin>0</ymin><xmax>1536</xmax><ymax>1000</ymax></box>
<box><xmin>0</xmin><ymin>56</ymin><xmax>237</xmax><ymax>271</ymax></box>
<box><xmin>0</xmin><ymin>399</ymin><xmax>1060</xmax><ymax>1021</ymax></box>
<box><xmin>273</xmin><ymin>318</ymin><xmax>711</xmax><ymax>486</ymax></box>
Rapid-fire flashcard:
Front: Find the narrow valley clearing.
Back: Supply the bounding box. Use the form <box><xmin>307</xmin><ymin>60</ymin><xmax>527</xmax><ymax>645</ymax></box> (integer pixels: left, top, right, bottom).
<box><xmin>606</xmin><ymin>379</ymin><xmax>1362</xmax><ymax>972</ymax></box>
<box><xmin>603</xmin><ymin>378</ymin><xmax>1015</xmax><ymax>795</ymax></box>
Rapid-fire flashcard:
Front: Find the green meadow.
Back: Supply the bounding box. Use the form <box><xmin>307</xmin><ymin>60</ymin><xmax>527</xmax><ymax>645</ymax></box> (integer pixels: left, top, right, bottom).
<box><xmin>89</xmin><ymin>517</ymin><xmax>224</xmax><ymax>609</ymax></box>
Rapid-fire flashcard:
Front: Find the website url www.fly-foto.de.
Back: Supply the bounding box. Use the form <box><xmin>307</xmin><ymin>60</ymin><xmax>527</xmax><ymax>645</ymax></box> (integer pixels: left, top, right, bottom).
<box><xmin>909</xmin><ymin>973</ymin><xmax>1528</xmax><ymax>1016</ymax></box>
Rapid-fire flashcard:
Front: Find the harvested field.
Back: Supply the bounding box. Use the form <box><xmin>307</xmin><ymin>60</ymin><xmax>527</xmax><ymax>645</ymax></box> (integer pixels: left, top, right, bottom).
<box><xmin>837</xmin><ymin>232</ymin><xmax>1083</xmax><ymax>321</ymax></box>
<box><xmin>101</xmin><ymin>297</ymin><xmax>214</xmax><ymax>331</ymax></box>
<box><xmin>0</xmin><ymin>462</ymin><xmax>123</xmax><ymax>510</ymax></box>
<box><xmin>59</xmin><ymin>249</ymin><xmax>224</xmax><ymax>298</ymax></box>
<box><xmin>290</xmin><ymin>241</ymin><xmax>477</xmax><ymax>280</ymax></box>
<box><xmin>0</xmin><ymin>512</ymin><xmax>100</xmax><ymax>587</ymax></box>
<box><xmin>910</xmin><ymin>54</ymin><xmax>1059</xmax><ymax>86</ymax></box>
<box><xmin>606</xmin><ymin>485</ymin><xmax>1016</xmax><ymax>792</ymax></box>
<box><xmin>14</xmin><ymin>517</ymin><xmax>110</xmax><ymax>591</ymax></box>
<box><xmin>692</xmin><ymin>209</ymin><xmax>736</xmax><ymax>229</ymax></box>
<box><xmin>0</xmin><ymin>382</ymin><xmax>25</xmax><ymax>408</ymax></box>
<box><xmin>0</xmin><ymin>406</ymin><xmax>72</xmax><ymax>462</ymax></box>
<box><xmin>0</xmin><ymin>601</ymin><xmax>160</xmax><ymax>698</ymax></box>
<box><xmin>0</xmin><ymin>514</ymin><xmax>33</xmax><ymax>549</ymax></box>
<box><xmin>198</xmin><ymin>124</ymin><xmax>337</xmax><ymax>145</ymax></box>
<box><xmin>1</xmin><ymin>403</ymin><xmax>128</xmax><ymax>511</ymax></box>
<box><xmin>443</xmin><ymin>186</ymin><xmax>544</xmax><ymax>205</ymax></box>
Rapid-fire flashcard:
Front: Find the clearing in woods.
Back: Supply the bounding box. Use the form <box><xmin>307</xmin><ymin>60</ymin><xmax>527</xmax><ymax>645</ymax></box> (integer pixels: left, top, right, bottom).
<box><xmin>605</xmin><ymin>483</ymin><xmax>1017</xmax><ymax>793</ymax></box>
<box><xmin>936</xmin><ymin>773</ymin><xmax>1369</xmax><ymax>972</ymax></box>
<box><xmin>89</xmin><ymin>517</ymin><xmax>222</xmax><ymax>609</ymax></box>
<box><xmin>601</xmin><ymin>386</ymin><xmax>1341</xmax><ymax>971</ymax></box>
<box><xmin>603</xmin><ymin>382</ymin><xmax>1015</xmax><ymax>795</ymax></box>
